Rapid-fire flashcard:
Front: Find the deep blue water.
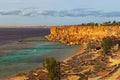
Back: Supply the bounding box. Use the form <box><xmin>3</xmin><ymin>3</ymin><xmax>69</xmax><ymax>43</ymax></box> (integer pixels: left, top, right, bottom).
<box><xmin>0</xmin><ymin>28</ymin><xmax>80</xmax><ymax>79</ymax></box>
<box><xmin>0</xmin><ymin>28</ymin><xmax>50</xmax><ymax>45</ymax></box>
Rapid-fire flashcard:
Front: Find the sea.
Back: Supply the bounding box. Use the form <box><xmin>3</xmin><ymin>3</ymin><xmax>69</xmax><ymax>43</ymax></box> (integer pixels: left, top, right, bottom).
<box><xmin>0</xmin><ymin>28</ymin><xmax>80</xmax><ymax>79</ymax></box>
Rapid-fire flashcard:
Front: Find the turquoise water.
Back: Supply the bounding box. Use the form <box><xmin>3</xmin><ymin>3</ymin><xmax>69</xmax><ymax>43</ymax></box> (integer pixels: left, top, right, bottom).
<box><xmin>0</xmin><ymin>37</ymin><xmax>80</xmax><ymax>79</ymax></box>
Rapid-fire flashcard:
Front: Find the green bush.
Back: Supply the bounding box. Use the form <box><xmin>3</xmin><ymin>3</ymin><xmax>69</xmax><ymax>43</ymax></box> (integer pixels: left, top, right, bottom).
<box><xmin>43</xmin><ymin>57</ymin><xmax>60</xmax><ymax>80</ymax></box>
<box><xmin>101</xmin><ymin>36</ymin><xmax>115</xmax><ymax>55</ymax></box>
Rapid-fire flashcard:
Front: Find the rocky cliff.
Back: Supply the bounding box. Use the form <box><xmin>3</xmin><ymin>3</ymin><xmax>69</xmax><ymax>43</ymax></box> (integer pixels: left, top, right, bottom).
<box><xmin>45</xmin><ymin>26</ymin><xmax>120</xmax><ymax>44</ymax></box>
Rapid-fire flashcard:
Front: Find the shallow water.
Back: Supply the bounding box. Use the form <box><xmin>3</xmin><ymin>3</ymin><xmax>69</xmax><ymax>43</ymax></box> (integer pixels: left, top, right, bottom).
<box><xmin>0</xmin><ymin>37</ymin><xmax>80</xmax><ymax>79</ymax></box>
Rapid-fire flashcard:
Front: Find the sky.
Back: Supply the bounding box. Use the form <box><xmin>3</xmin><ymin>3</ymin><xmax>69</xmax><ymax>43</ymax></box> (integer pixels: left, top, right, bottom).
<box><xmin>0</xmin><ymin>0</ymin><xmax>120</xmax><ymax>26</ymax></box>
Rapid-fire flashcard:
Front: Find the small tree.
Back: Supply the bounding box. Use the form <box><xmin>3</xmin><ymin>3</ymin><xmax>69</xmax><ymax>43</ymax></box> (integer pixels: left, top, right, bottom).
<box><xmin>43</xmin><ymin>57</ymin><xmax>60</xmax><ymax>80</ymax></box>
<box><xmin>101</xmin><ymin>36</ymin><xmax>115</xmax><ymax>55</ymax></box>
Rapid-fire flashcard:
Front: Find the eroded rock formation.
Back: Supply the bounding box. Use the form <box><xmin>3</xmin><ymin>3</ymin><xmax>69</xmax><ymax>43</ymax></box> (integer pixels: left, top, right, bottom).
<box><xmin>46</xmin><ymin>26</ymin><xmax>120</xmax><ymax>44</ymax></box>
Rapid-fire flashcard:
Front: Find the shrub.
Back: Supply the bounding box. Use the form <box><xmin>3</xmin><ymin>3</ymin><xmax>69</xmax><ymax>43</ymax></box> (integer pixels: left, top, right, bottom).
<box><xmin>101</xmin><ymin>36</ymin><xmax>115</xmax><ymax>55</ymax></box>
<box><xmin>43</xmin><ymin>57</ymin><xmax>60</xmax><ymax>80</ymax></box>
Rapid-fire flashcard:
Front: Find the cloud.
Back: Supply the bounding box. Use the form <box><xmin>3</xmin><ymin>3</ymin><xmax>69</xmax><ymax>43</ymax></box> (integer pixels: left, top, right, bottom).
<box><xmin>0</xmin><ymin>10</ymin><xmax>22</xmax><ymax>15</ymax></box>
<box><xmin>0</xmin><ymin>8</ymin><xmax>120</xmax><ymax>17</ymax></box>
<box><xmin>40</xmin><ymin>9</ymin><xmax>102</xmax><ymax>17</ymax></box>
<box><xmin>101</xmin><ymin>12</ymin><xmax>120</xmax><ymax>17</ymax></box>
<box><xmin>0</xmin><ymin>8</ymin><xmax>37</xmax><ymax>16</ymax></box>
<box><xmin>40</xmin><ymin>9</ymin><xmax>120</xmax><ymax>18</ymax></box>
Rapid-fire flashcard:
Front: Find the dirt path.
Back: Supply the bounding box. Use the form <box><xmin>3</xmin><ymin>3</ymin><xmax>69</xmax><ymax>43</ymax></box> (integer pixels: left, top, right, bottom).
<box><xmin>99</xmin><ymin>64</ymin><xmax>120</xmax><ymax>80</ymax></box>
<box><xmin>98</xmin><ymin>52</ymin><xmax>120</xmax><ymax>80</ymax></box>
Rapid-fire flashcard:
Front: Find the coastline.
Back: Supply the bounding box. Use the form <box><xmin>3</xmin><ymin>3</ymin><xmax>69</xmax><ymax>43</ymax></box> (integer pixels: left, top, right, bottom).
<box><xmin>7</xmin><ymin>39</ymin><xmax>120</xmax><ymax>80</ymax></box>
<box><xmin>63</xmin><ymin>44</ymin><xmax>84</xmax><ymax>62</ymax></box>
<box><xmin>7</xmin><ymin>25</ymin><xmax>120</xmax><ymax>80</ymax></box>
<box><xmin>0</xmin><ymin>36</ymin><xmax>80</xmax><ymax>80</ymax></box>
<box><xmin>7</xmin><ymin>42</ymin><xmax>85</xmax><ymax>80</ymax></box>
<box><xmin>0</xmin><ymin>37</ymin><xmax>45</xmax><ymax>79</ymax></box>
<box><xmin>7</xmin><ymin>45</ymin><xmax>82</xmax><ymax>80</ymax></box>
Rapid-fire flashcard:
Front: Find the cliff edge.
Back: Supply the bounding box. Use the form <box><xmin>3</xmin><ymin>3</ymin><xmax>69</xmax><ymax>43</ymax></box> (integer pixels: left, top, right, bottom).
<box><xmin>45</xmin><ymin>26</ymin><xmax>120</xmax><ymax>44</ymax></box>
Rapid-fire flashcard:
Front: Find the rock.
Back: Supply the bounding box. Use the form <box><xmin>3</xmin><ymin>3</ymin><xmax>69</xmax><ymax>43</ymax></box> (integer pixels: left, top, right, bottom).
<box><xmin>67</xmin><ymin>75</ymin><xmax>80</xmax><ymax>80</ymax></box>
<box><xmin>9</xmin><ymin>75</ymin><xmax>28</xmax><ymax>80</ymax></box>
<box><xmin>46</xmin><ymin>26</ymin><xmax>120</xmax><ymax>45</ymax></box>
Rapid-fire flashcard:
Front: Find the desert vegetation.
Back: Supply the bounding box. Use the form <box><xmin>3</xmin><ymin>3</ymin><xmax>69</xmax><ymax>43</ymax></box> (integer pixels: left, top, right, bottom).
<box><xmin>80</xmin><ymin>21</ymin><xmax>120</xmax><ymax>26</ymax></box>
<box><xmin>101</xmin><ymin>36</ymin><xmax>115</xmax><ymax>55</ymax></box>
<box><xmin>43</xmin><ymin>57</ymin><xmax>61</xmax><ymax>80</ymax></box>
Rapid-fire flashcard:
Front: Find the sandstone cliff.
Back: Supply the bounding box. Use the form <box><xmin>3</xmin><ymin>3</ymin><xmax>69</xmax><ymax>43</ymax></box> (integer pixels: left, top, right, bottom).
<box><xmin>45</xmin><ymin>26</ymin><xmax>120</xmax><ymax>44</ymax></box>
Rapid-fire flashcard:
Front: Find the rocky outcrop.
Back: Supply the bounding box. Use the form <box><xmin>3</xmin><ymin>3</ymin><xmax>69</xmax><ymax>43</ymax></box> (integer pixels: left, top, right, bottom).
<box><xmin>45</xmin><ymin>26</ymin><xmax>120</xmax><ymax>44</ymax></box>
<box><xmin>8</xmin><ymin>67</ymin><xmax>47</xmax><ymax>80</ymax></box>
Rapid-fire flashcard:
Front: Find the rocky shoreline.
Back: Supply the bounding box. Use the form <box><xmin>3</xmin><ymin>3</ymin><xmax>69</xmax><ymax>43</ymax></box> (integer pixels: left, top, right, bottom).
<box><xmin>8</xmin><ymin>26</ymin><xmax>120</xmax><ymax>80</ymax></box>
<box><xmin>8</xmin><ymin>43</ymin><xmax>120</xmax><ymax>80</ymax></box>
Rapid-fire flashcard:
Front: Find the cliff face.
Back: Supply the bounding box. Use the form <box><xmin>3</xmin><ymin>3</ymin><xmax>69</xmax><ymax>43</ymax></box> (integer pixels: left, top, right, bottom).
<box><xmin>45</xmin><ymin>26</ymin><xmax>120</xmax><ymax>44</ymax></box>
